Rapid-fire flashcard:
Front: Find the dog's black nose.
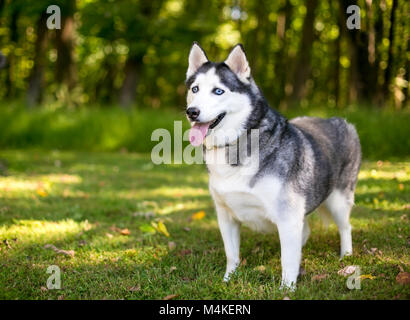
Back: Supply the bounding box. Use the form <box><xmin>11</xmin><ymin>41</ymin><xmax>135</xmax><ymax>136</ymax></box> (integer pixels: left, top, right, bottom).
<box><xmin>186</xmin><ymin>107</ymin><xmax>200</xmax><ymax>121</ymax></box>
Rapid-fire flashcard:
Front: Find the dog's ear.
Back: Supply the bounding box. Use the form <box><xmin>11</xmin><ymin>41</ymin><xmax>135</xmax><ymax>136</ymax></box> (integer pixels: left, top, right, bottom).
<box><xmin>187</xmin><ymin>42</ymin><xmax>208</xmax><ymax>79</ymax></box>
<box><xmin>224</xmin><ymin>44</ymin><xmax>250</xmax><ymax>82</ymax></box>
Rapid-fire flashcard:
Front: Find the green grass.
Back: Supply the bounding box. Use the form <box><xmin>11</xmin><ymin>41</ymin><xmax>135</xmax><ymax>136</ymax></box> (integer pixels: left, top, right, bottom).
<box><xmin>0</xmin><ymin>150</ymin><xmax>409</xmax><ymax>299</ymax></box>
<box><xmin>0</xmin><ymin>103</ymin><xmax>409</xmax><ymax>160</ymax></box>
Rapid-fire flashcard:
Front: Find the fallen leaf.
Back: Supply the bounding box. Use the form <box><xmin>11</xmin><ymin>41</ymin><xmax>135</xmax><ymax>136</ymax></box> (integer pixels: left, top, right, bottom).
<box><xmin>163</xmin><ymin>294</ymin><xmax>179</xmax><ymax>300</ymax></box>
<box><xmin>36</xmin><ymin>189</ymin><xmax>47</xmax><ymax>197</ymax></box>
<box><xmin>110</xmin><ymin>225</ymin><xmax>121</xmax><ymax>233</ymax></box>
<box><xmin>312</xmin><ymin>274</ymin><xmax>328</xmax><ymax>281</ymax></box>
<box><xmin>40</xmin><ymin>286</ymin><xmax>48</xmax><ymax>292</ymax></box>
<box><xmin>120</xmin><ymin>228</ymin><xmax>130</xmax><ymax>236</ymax></box>
<box><xmin>44</xmin><ymin>244</ymin><xmax>75</xmax><ymax>258</ymax></box>
<box><xmin>3</xmin><ymin>239</ymin><xmax>11</xmax><ymax>249</ymax></box>
<box><xmin>240</xmin><ymin>258</ymin><xmax>247</xmax><ymax>266</ymax></box>
<box><xmin>254</xmin><ymin>265</ymin><xmax>266</xmax><ymax>273</ymax></box>
<box><xmin>78</xmin><ymin>240</ymin><xmax>87</xmax><ymax>246</ymax></box>
<box><xmin>152</xmin><ymin>221</ymin><xmax>170</xmax><ymax>237</ymax></box>
<box><xmin>191</xmin><ymin>210</ymin><xmax>205</xmax><ymax>221</ymax></box>
<box><xmin>168</xmin><ymin>241</ymin><xmax>176</xmax><ymax>251</ymax></box>
<box><xmin>129</xmin><ymin>286</ymin><xmax>141</xmax><ymax>292</ymax></box>
<box><xmin>58</xmin><ymin>295</ymin><xmax>65</xmax><ymax>300</ymax></box>
<box><xmin>178</xmin><ymin>249</ymin><xmax>192</xmax><ymax>256</ymax></box>
<box><xmin>252</xmin><ymin>246</ymin><xmax>260</xmax><ymax>254</ymax></box>
<box><xmin>396</xmin><ymin>272</ymin><xmax>410</xmax><ymax>285</ymax></box>
<box><xmin>106</xmin><ymin>233</ymin><xmax>113</xmax><ymax>238</ymax></box>
<box><xmin>204</xmin><ymin>248</ymin><xmax>217</xmax><ymax>255</ymax></box>
<box><xmin>169</xmin><ymin>266</ymin><xmax>177</xmax><ymax>273</ymax></box>
<box><xmin>337</xmin><ymin>265</ymin><xmax>357</xmax><ymax>277</ymax></box>
<box><xmin>283</xmin><ymin>296</ymin><xmax>291</xmax><ymax>300</ymax></box>
<box><xmin>360</xmin><ymin>274</ymin><xmax>376</xmax><ymax>280</ymax></box>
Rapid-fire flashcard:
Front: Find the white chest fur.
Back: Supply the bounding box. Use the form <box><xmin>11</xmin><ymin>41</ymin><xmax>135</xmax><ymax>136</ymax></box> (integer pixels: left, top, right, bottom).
<box><xmin>206</xmin><ymin>147</ymin><xmax>286</xmax><ymax>233</ymax></box>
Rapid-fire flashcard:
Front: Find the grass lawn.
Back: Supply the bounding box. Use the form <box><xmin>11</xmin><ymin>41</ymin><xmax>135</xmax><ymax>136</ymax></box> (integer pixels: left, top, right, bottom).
<box><xmin>0</xmin><ymin>150</ymin><xmax>409</xmax><ymax>300</ymax></box>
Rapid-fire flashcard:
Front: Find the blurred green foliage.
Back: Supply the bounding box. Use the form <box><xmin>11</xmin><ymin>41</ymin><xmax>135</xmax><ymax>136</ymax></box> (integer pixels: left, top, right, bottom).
<box><xmin>0</xmin><ymin>102</ymin><xmax>408</xmax><ymax>160</ymax></box>
<box><xmin>0</xmin><ymin>0</ymin><xmax>409</xmax><ymax>108</ymax></box>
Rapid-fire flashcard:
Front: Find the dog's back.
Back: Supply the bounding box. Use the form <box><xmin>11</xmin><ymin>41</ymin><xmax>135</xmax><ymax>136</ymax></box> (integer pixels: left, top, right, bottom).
<box><xmin>290</xmin><ymin>116</ymin><xmax>361</xmax><ymax>199</ymax></box>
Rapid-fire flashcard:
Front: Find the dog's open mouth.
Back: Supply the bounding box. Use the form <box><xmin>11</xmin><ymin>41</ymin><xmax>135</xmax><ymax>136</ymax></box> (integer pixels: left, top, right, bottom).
<box><xmin>209</xmin><ymin>112</ymin><xmax>226</xmax><ymax>129</ymax></box>
<box><xmin>189</xmin><ymin>112</ymin><xmax>226</xmax><ymax>146</ymax></box>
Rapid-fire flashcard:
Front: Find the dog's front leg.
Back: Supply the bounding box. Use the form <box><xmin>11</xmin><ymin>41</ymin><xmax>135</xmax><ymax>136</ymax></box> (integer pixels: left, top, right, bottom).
<box><xmin>277</xmin><ymin>216</ymin><xmax>304</xmax><ymax>291</ymax></box>
<box><xmin>215</xmin><ymin>202</ymin><xmax>241</xmax><ymax>282</ymax></box>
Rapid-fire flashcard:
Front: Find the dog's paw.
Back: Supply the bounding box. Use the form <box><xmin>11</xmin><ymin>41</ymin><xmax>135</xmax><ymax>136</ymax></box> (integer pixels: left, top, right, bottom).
<box><xmin>339</xmin><ymin>251</ymin><xmax>353</xmax><ymax>261</ymax></box>
<box><xmin>223</xmin><ymin>269</ymin><xmax>237</xmax><ymax>282</ymax></box>
<box><xmin>279</xmin><ymin>281</ymin><xmax>296</xmax><ymax>292</ymax></box>
<box><xmin>223</xmin><ymin>262</ymin><xmax>239</xmax><ymax>282</ymax></box>
<box><xmin>223</xmin><ymin>271</ymin><xmax>235</xmax><ymax>282</ymax></box>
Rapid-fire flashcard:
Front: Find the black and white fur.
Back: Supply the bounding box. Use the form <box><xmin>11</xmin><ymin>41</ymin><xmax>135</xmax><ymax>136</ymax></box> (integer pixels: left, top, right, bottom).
<box><xmin>185</xmin><ymin>43</ymin><xmax>361</xmax><ymax>289</ymax></box>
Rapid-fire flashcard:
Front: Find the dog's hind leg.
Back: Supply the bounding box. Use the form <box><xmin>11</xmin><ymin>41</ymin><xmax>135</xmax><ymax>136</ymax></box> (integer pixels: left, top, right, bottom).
<box><xmin>214</xmin><ymin>200</ymin><xmax>241</xmax><ymax>282</ymax></box>
<box><xmin>325</xmin><ymin>189</ymin><xmax>354</xmax><ymax>258</ymax></box>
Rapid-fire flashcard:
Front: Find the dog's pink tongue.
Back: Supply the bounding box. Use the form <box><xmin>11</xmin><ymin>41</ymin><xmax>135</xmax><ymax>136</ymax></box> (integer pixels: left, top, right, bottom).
<box><xmin>189</xmin><ymin>122</ymin><xmax>210</xmax><ymax>146</ymax></box>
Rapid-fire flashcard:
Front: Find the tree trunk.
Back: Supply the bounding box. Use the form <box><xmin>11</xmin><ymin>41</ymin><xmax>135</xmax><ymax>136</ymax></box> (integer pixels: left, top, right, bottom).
<box><xmin>26</xmin><ymin>12</ymin><xmax>48</xmax><ymax>107</ymax></box>
<box><xmin>95</xmin><ymin>53</ymin><xmax>117</xmax><ymax>104</ymax></box>
<box><xmin>382</xmin><ymin>0</ymin><xmax>398</xmax><ymax>101</ymax></box>
<box><xmin>55</xmin><ymin>1</ymin><xmax>77</xmax><ymax>90</ymax></box>
<box><xmin>290</xmin><ymin>0</ymin><xmax>318</xmax><ymax>103</ymax></box>
<box><xmin>119</xmin><ymin>55</ymin><xmax>142</xmax><ymax>108</ymax></box>
<box><xmin>5</xmin><ymin>7</ymin><xmax>19</xmax><ymax>98</ymax></box>
<box><xmin>118</xmin><ymin>0</ymin><xmax>163</xmax><ymax>108</ymax></box>
<box><xmin>374</xmin><ymin>0</ymin><xmax>386</xmax><ymax>105</ymax></box>
<box><xmin>339</xmin><ymin>0</ymin><xmax>378</xmax><ymax>104</ymax></box>
<box><xmin>276</xmin><ymin>0</ymin><xmax>293</xmax><ymax>109</ymax></box>
<box><xmin>334</xmin><ymin>20</ymin><xmax>341</xmax><ymax>107</ymax></box>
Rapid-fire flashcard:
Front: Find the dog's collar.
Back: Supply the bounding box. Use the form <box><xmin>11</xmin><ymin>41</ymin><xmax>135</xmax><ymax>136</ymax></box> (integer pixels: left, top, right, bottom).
<box><xmin>203</xmin><ymin>129</ymin><xmax>253</xmax><ymax>150</ymax></box>
<box><xmin>204</xmin><ymin>142</ymin><xmax>233</xmax><ymax>150</ymax></box>
<box><xmin>204</xmin><ymin>138</ymin><xmax>241</xmax><ymax>150</ymax></box>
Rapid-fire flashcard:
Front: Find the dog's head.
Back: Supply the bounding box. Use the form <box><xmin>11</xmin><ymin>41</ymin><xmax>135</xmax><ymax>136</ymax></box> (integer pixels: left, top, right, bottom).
<box><xmin>185</xmin><ymin>42</ymin><xmax>257</xmax><ymax>147</ymax></box>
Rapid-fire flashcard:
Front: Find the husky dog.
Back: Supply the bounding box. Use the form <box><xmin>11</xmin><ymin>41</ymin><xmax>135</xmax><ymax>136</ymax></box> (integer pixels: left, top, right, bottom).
<box><xmin>185</xmin><ymin>42</ymin><xmax>361</xmax><ymax>289</ymax></box>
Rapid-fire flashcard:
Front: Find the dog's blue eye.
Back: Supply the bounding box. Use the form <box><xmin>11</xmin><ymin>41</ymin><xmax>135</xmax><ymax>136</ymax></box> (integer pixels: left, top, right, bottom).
<box><xmin>192</xmin><ymin>86</ymin><xmax>199</xmax><ymax>93</ymax></box>
<box><xmin>213</xmin><ymin>88</ymin><xmax>225</xmax><ymax>95</ymax></box>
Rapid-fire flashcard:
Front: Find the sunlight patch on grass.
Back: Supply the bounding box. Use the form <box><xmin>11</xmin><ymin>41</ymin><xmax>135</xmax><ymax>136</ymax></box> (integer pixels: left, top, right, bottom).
<box><xmin>0</xmin><ymin>219</ymin><xmax>91</xmax><ymax>244</ymax></box>
<box><xmin>158</xmin><ymin>201</ymin><xmax>211</xmax><ymax>215</ymax></box>
<box><xmin>0</xmin><ymin>174</ymin><xmax>82</xmax><ymax>194</ymax></box>
<box><xmin>81</xmin><ymin>245</ymin><xmax>169</xmax><ymax>267</ymax></box>
<box><xmin>115</xmin><ymin>187</ymin><xmax>208</xmax><ymax>201</ymax></box>
<box><xmin>359</xmin><ymin>168</ymin><xmax>409</xmax><ymax>181</ymax></box>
